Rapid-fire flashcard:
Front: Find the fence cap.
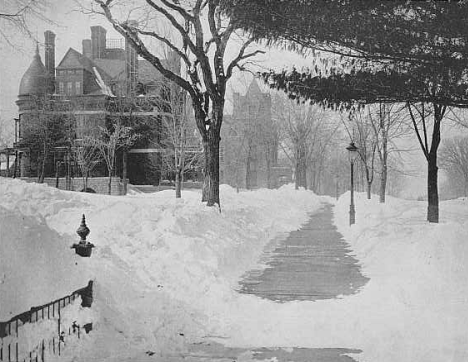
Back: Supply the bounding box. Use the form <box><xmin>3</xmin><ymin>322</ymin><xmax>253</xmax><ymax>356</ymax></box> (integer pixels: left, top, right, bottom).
<box><xmin>76</xmin><ymin>214</ymin><xmax>90</xmax><ymax>242</ymax></box>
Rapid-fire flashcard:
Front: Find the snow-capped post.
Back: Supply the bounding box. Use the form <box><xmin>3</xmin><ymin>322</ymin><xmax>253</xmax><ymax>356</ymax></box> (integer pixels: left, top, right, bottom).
<box><xmin>71</xmin><ymin>214</ymin><xmax>95</xmax><ymax>257</ymax></box>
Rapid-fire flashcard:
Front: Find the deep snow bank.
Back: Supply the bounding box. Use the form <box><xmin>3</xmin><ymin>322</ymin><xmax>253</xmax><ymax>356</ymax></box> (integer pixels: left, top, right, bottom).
<box><xmin>333</xmin><ymin>193</ymin><xmax>468</xmax><ymax>362</ymax></box>
<box><xmin>0</xmin><ymin>178</ymin><xmax>324</xmax><ymax>358</ymax></box>
<box><xmin>0</xmin><ymin>201</ymin><xmax>92</xmax><ymax>320</ymax></box>
<box><xmin>5</xmin><ymin>176</ymin><xmax>465</xmax><ymax>362</ymax></box>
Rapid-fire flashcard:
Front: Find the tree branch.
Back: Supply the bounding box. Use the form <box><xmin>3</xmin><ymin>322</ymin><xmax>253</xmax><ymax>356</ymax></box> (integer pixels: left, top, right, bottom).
<box><xmin>94</xmin><ymin>0</ymin><xmax>196</xmax><ymax>99</ymax></box>
<box><xmin>159</xmin><ymin>0</ymin><xmax>194</xmax><ymax>22</ymax></box>
<box><xmin>226</xmin><ymin>39</ymin><xmax>264</xmax><ymax>80</ymax></box>
<box><xmin>407</xmin><ymin>102</ymin><xmax>429</xmax><ymax>160</ymax></box>
<box><xmin>136</xmin><ymin>28</ymin><xmax>191</xmax><ymax>67</ymax></box>
<box><xmin>145</xmin><ymin>0</ymin><xmax>198</xmax><ymax>56</ymax></box>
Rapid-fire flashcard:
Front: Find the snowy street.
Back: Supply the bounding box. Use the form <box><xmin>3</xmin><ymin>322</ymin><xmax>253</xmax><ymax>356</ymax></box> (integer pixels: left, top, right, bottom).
<box><xmin>1</xmin><ymin>178</ymin><xmax>468</xmax><ymax>362</ymax></box>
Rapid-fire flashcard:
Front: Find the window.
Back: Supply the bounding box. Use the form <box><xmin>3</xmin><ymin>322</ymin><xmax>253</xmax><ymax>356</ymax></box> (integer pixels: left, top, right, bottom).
<box><xmin>67</xmin><ymin>82</ymin><xmax>73</xmax><ymax>95</ymax></box>
<box><xmin>59</xmin><ymin>82</ymin><xmax>64</xmax><ymax>94</ymax></box>
<box><xmin>75</xmin><ymin>81</ymin><xmax>81</xmax><ymax>95</ymax></box>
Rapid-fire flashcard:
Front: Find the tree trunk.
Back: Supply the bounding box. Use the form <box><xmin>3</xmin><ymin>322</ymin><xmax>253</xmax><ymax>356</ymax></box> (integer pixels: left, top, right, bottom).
<box><xmin>55</xmin><ymin>162</ymin><xmax>60</xmax><ymax>188</ymax></box>
<box><xmin>245</xmin><ymin>153</ymin><xmax>251</xmax><ymax>190</ymax></box>
<box><xmin>201</xmin><ymin>117</ymin><xmax>221</xmax><ymax>206</ymax></box>
<box><xmin>175</xmin><ymin>167</ymin><xmax>182</xmax><ymax>198</ymax></box>
<box><xmin>84</xmin><ymin>172</ymin><xmax>89</xmax><ymax>191</ymax></box>
<box><xmin>380</xmin><ymin>162</ymin><xmax>387</xmax><ymax>203</ymax></box>
<box><xmin>427</xmin><ymin>152</ymin><xmax>439</xmax><ymax>223</ymax></box>
<box><xmin>39</xmin><ymin>143</ymin><xmax>47</xmax><ymax>183</ymax></box>
<box><xmin>122</xmin><ymin>149</ymin><xmax>128</xmax><ymax>195</ymax></box>
<box><xmin>379</xmin><ymin>121</ymin><xmax>388</xmax><ymax>203</ymax></box>
<box><xmin>266</xmin><ymin>155</ymin><xmax>272</xmax><ymax>189</ymax></box>
<box><xmin>108</xmin><ymin>171</ymin><xmax>112</xmax><ymax>195</ymax></box>
<box><xmin>295</xmin><ymin>151</ymin><xmax>307</xmax><ymax>189</ymax></box>
<box><xmin>426</xmin><ymin>106</ymin><xmax>444</xmax><ymax>223</ymax></box>
<box><xmin>365</xmin><ymin>167</ymin><xmax>372</xmax><ymax>199</ymax></box>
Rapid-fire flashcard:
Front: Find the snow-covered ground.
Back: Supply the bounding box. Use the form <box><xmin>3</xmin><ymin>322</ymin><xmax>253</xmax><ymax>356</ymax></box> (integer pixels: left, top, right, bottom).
<box><xmin>1</xmin><ymin>177</ymin><xmax>467</xmax><ymax>362</ymax></box>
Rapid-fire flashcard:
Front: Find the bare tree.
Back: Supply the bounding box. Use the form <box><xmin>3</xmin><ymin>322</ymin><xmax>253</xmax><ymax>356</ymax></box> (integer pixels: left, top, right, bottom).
<box><xmin>368</xmin><ymin>103</ymin><xmax>410</xmax><ymax>203</ymax></box>
<box><xmin>0</xmin><ymin>0</ymin><xmax>54</xmax><ymax>45</ymax></box>
<box><xmin>307</xmin><ymin>123</ymin><xmax>339</xmax><ymax>193</ymax></box>
<box><xmin>273</xmin><ymin>97</ymin><xmax>329</xmax><ymax>190</ymax></box>
<box><xmin>157</xmin><ymin>87</ymin><xmax>203</xmax><ymax>198</ymax></box>
<box><xmin>88</xmin><ymin>122</ymin><xmax>139</xmax><ymax>195</ymax></box>
<box><xmin>406</xmin><ymin>101</ymin><xmax>447</xmax><ymax>222</ymax></box>
<box><xmin>72</xmin><ymin>139</ymin><xmax>102</xmax><ymax>192</ymax></box>
<box><xmin>440</xmin><ymin>136</ymin><xmax>468</xmax><ymax>197</ymax></box>
<box><xmin>86</xmin><ymin>0</ymin><xmax>264</xmax><ymax>207</ymax></box>
<box><xmin>344</xmin><ymin>110</ymin><xmax>377</xmax><ymax>199</ymax></box>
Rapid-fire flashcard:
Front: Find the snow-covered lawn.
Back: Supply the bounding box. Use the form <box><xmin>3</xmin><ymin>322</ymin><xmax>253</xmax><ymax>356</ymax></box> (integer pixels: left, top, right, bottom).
<box><xmin>1</xmin><ymin>177</ymin><xmax>467</xmax><ymax>362</ymax></box>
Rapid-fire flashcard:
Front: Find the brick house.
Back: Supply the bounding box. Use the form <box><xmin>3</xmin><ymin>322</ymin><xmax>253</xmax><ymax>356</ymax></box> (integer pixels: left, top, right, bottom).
<box><xmin>11</xmin><ymin>26</ymin><xmax>197</xmax><ymax>194</ymax></box>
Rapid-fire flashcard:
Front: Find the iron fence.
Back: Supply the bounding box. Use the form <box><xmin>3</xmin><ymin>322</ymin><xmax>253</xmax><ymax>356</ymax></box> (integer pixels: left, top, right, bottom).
<box><xmin>0</xmin><ymin>281</ymin><xmax>93</xmax><ymax>362</ymax></box>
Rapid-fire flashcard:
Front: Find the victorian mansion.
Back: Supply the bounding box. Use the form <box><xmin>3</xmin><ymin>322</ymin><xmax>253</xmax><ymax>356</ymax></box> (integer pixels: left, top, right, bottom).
<box><xmin>11</xmin><ymin>26</ymin><xmax>189</xmax><ymax>194</ymax></box>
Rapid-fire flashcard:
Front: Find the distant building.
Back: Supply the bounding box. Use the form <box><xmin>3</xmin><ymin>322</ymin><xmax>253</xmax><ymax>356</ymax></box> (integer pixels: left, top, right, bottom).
<box><xmin>220</xmin><ymin>79</ymin><xmax>292</xmax><ymax>189</ymax></box>
<box><xmin>9</xmin><ymin>26</ymin><xmax>196</xmax><ymax>194</ymax></box>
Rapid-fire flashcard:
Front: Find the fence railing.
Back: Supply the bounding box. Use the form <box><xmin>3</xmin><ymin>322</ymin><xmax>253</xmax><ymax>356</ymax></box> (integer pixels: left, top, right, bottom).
<box><xmin>0</xmin><ymin>281</ymin><xmax>93</xmax><ymax>362</ymax></box>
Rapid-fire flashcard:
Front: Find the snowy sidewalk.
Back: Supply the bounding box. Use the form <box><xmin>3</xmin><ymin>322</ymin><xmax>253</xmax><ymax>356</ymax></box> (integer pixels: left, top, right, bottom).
<box><xmin>239</xmin><ymin>203</ymin><xmax>369</xmax><ymax>302</ymax></box>
<box><xmin>162</xmin><ymin>203</ymin><xmax>368</xmax><ymax>362</ymax></box>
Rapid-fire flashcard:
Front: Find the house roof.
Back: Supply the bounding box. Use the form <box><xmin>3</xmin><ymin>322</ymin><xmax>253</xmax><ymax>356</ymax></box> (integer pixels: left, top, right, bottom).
<box><xmin>19</xmin><ymin>46</ymin><xmax>54</xmax><ymax>96</ymax></box>
<box><xmin>56</xmin><ymin>48</ymin><xmax>96</xmax><ymax>73</ymax></box>
<box><xmin>93</xmin><ymin>58</ymin><xmax>126</xmax><ymax>79</ymax></box>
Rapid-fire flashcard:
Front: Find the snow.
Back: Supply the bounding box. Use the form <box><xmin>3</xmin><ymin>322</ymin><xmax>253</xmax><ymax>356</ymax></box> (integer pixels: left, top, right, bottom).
<box><xmin>1</xmin><ymin>177</ymin><xmax>468</xmax><ymax>362</ymax></box>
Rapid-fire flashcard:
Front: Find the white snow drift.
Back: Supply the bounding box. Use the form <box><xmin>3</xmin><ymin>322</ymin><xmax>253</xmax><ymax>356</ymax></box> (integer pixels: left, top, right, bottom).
<box><xmin>1</xmin><ymin>177</ymin><xmax>467</xmax><ymax>362</ymax></box>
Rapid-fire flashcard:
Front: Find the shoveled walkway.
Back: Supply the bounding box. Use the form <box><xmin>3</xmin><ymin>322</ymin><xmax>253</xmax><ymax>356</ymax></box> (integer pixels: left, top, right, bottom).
<box><xmin>238</xmin><ymin>203</ymin><xmax>369</xmax><ymax>302</ymax></box>
<box><xmin>159</xmin><ymin>203</ymin><xmax>369</xmax><ymax>362</ymax></box>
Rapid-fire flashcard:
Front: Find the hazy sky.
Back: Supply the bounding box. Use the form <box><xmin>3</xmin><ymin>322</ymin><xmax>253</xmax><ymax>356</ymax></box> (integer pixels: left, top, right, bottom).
<box><xmin>0</xmin><ymin>1</ymin><xmax>117</xmax><ymax>121</ymax></box>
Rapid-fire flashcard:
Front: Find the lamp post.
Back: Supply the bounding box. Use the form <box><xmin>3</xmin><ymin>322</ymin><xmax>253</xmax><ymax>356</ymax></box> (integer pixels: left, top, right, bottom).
<box><xmin>346</xmin><ymin>142</ymin><xmax>359</xmax><ymax>225</ymax></box>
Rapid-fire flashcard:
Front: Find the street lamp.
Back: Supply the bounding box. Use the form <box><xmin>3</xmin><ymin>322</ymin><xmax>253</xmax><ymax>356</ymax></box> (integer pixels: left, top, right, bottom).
<box><xmin>346</xmin><ymin>142</ymin><xmax>359</xmax><ymax>225</ymax></box>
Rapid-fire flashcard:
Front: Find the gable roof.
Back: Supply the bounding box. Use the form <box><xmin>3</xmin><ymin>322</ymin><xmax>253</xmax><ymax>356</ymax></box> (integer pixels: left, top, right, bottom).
<box><xmin>93</xmin><ymin>58</ymin><xmax>126</xmax><ymax>79</ymax></box>
<box><xmin>56</xmin><ymin>47</ymin><xmax>175</xmax><ymax>92</ymax></box>
<box><xmin>57</xmin><ymin>48</ymin><xmax>95</xmax><ymax>73</ymax></box>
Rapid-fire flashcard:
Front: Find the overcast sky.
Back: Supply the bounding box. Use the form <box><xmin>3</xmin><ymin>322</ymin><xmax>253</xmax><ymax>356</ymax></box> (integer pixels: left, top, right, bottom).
<box><xmin>1</xmin><ymin>1</ymin><xmax>115</xmax><ymax>121</ymax></box>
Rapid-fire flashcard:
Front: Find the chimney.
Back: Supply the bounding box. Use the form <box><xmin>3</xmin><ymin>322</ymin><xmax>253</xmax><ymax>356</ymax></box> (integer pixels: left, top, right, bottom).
<box><xmin>125</xmin><ymin>20</ymin><xmax>139</xmax><ymax>95</ymax></box>
<box><xmin>91</xmin><ymin>25</ymin><xmax>107</xmax><ymax>59</ymax></box>
<box><xmin>44</xmin><ymin>30</ymin><xmax>55</xmax><ymax>93</ymax></box>
<box><xmin>82</xmin><ymin>39</ymin><xmax>92</xmax><ymax>58</ymax></box>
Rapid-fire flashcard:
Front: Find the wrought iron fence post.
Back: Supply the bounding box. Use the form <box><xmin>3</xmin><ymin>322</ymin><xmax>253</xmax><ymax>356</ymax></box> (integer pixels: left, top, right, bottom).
<box><xmin>71</xmin><ymin>215</ymin><xmax>94</xmax><ymax>257</ymax></box>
